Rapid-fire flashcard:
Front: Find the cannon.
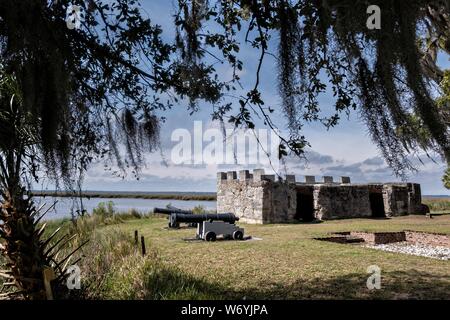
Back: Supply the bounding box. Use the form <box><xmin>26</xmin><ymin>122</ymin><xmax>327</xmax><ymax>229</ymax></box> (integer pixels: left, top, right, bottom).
<box><xmin>154</xmin><ymin>207</ymin><xmax>244</xmax><ymax>241</ymax></box>
<box><xmin>155</xmin><ymin>207</ymin><xmax>239</xmax><ymax>228</ymax></box>
<box><xmin>173</xmin><ymin>212</ymin><xmax>243</xmax><ymax>241</ymax></box>
<box><xmin>154</xmin><ymin>207</ymin><xmax>193</xmax><ymax>215</ymax></box>
<box><xmin>154</xmin><ymin>206</ymin><xmax>194</xmax><ymax>228</ymax></box>
<box><xmin>169</xmin><ymin>212</ymin><xmax>239</xmax><ymax>228</ymax></box>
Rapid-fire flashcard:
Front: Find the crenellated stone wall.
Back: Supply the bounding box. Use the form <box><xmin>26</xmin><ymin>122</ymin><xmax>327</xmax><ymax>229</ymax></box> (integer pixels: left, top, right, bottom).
<box><xmin>217</xmin><ymin>169</ymin><xmax>296</xmax><ymax>224</ymax></box>
<box><xmin>216</xmin><ymin>169</ymin><xmax>423</xmax><ymax>224</ymax></box>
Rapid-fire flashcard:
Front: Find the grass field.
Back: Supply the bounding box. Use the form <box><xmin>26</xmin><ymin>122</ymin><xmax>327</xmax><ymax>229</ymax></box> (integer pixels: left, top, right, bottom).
<box><xmin>82</xmin><ymin>214</ymin><xmax>450</xmax><ymax>300</ymax></box>
<box><xmin>2</xmin><ymin>198</ymin><xmax>450</xmax><ymax>300</ymax></box>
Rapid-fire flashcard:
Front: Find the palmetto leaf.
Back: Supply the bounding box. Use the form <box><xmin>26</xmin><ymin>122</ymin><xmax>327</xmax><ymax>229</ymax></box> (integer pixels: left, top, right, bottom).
<box><xmin>35</xmin><ymin>223</ymin><xmax>47</xmax><ymax>238</ymax></box>
<box><xmin>44</xmin><ymin>234</ymin><xmax>76</xmax><ymax>260</ymax></box>
<box><xmin>53</xmin><ymin>239</ymin><xmax>89</xmax><ymax>270</ymax></box>
<box><xmin>40</xmin><ymin>227</ymin><xmax>62</xmax><ymax>250</ymax></box>
<box><xmin>33</xmin><ymin>202</ymin><xmax>58</xmax><ymax>226</ymax></box>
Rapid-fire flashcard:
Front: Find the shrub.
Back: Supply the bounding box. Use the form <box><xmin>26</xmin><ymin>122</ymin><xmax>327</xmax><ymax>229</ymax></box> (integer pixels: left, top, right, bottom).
<box><xmin>192</xmin><ymin>205</ymin><xmax>205</xmax><ymax>214</ymax></box>
<box><xmin>443</xmin><ymin>167</ymin><xmax>450</xmax><ymax>190</ymax></box>
<box><xmin>116</xmin><ymin>208</ymin><xmax>142</xmax><ymax>220</ymax></box>
<box><xmin>92</xmin><ymin>201</ymin><xmax>115</xmax><ymax>218</ymax></box>
<box><xmin>192</xmin><ymin>205</ymin><xmax>216</xmax><ymax>214</ymax></box>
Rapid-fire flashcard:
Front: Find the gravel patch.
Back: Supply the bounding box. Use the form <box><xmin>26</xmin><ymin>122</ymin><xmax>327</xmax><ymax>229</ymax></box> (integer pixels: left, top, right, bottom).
<box><xmin>366</xmin><ymin>242</ymin><xmax>450</xmax><ymax>260</ymax></box>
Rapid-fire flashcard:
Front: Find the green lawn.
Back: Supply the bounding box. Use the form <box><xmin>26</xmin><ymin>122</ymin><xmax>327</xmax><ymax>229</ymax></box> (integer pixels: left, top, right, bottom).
<box><xmin>2</xmin><ymin>214</ymin><xmax>449</xmax><ymax>299</ymax></box>
<box><xmin>97</xmin><ymin>215</ymin><xmax>450</xmax><ymax>299</ymax></box>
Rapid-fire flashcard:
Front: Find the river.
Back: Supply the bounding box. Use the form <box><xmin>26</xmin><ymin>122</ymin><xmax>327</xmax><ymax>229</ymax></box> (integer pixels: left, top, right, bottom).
<box><xmin>33</xmin><ymin>196</ymin><xmax>217</xmax><ymax>220</ymax></box>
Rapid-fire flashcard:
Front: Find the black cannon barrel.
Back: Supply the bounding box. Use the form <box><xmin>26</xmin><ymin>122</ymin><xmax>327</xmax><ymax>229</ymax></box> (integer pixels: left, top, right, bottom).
<box><xmin>154</xmin><ymin>207</ymin><xmax>193</xmax><ymax>215</ymax></box>
<box><xmin>170</xmin><ymin>213</ymin><xmax>239</xmax><ymax>226</ymax></box>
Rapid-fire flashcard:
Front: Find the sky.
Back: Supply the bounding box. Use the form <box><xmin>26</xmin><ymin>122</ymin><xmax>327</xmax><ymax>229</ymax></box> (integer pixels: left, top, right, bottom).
<box><xmin>75</xmin><ymin>0</ymin><xmax>449</xmax><ymax>195</ymax></box>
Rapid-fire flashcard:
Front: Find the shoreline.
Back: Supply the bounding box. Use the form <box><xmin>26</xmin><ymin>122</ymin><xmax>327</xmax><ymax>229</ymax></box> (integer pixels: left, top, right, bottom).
<box><xmin>31</xmin><ymin>191</ymin><xmax>217</xmax><ymax>201</ymax></box>
<box><xmin>30</xmin><ymin>191</ymin><xmax>447</xmax><ymax>202</ymax></box>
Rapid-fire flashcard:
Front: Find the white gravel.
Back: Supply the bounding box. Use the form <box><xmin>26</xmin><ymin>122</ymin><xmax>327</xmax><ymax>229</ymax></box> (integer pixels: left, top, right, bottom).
<box><xmin>366</xmin><ymin>242</ymin><xmax>450</xmax><ymax>260</ymax></box>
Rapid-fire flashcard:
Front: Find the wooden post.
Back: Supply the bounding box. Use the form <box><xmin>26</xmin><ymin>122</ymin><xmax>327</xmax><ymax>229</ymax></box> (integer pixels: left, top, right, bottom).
<box><xmin>43</xmin><ymin>267</ymin><xmax>55</xmax><ymax>300</ymax></box>
<box><xmin>134</xmin><ymin>230</ymin><xmax>138</xmax><ymax>246</ymax></box>
<box><xmin>140</xmin><ymin>235</ymin><xmax>146</xmax><ymax>256</ymax></box>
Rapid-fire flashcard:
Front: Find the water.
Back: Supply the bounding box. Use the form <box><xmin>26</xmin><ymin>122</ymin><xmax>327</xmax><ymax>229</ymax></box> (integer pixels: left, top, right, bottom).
<box><xmin>33</xmin><ymin>196</ymin><xmax>217</xmax><ymax>220</ymax></box>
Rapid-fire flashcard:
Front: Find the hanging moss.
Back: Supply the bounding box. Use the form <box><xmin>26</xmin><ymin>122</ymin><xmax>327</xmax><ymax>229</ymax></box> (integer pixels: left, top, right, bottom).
<box><xmin>0</xmin><ymin>0</ymin><xmax>449</xmax><ymax>182</ymax></box>
<box><xmin>176</xmin><ymin>0</ymin><xmax>450</xmax><ymax>177</ymax></box>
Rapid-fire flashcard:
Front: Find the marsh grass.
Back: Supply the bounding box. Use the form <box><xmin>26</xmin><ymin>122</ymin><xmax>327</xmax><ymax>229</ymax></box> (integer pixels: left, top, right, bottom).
<box><xmin>423</xmin><ymin>197</ymin><xmax>450</xmax><ymax>213</ymax></box>
<box><xmin>0</xmin><ymin>243</ymin><xmax>14</xmax><ymax>298</ymax></box>
<box><xmin>37</xmin><ymin>202</ymin><xmax>222</xmax><ymax>300</ymax></box>
<box><xmin>43</xmin><ymin>201</ymin><xmax>147</xmax><ymax>240</ymax></box>
<box><xmin>65</xmin><ymin>227</ymin><xmax>223</xmax><ymax>300</ymax></box>
<box><xmin>0</xmin><ymin>253</ymin><xmax>4</xmax><ymax>287</ymax></box>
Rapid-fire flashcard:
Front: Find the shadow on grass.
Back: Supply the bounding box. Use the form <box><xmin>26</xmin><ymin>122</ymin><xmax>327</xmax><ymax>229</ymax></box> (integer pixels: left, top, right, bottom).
<box><xmin>242</xmin><ymin>269</ymin><xmax>450</xmax><ymax>299</ymax></box>
<box><xmin>283</xmin><ymin>217</ymin><xmax>393</xmax><ymax>224</ymax></box>
<box><xmin>141</xmin><ymin>265</ymin><xmax>226</xmax><ymax>300</ymax></box>
<box><xmin>284</xmin><ymin>220</ymin><xmax>324</xmax><ymax>225</ymax></box>
<box><xmin>143</xmin><ymin>268</ymin><xmax>450</xmax><ymax>300</ymax></box>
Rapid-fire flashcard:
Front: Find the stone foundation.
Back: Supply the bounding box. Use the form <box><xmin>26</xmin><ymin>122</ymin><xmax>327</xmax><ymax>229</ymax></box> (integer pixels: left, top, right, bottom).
<box><xmin>351</xmin><ymin>231</ymin><xmax>407</xmax><ymax>244</ymax></box>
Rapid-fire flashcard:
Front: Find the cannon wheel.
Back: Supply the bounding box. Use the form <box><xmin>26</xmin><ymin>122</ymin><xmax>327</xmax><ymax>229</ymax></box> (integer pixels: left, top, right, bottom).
<box><xmin>205</xmin><ymin>231</ymin><xmax>217</xmax><ymax>242</ymax></box>
<box><xmin>233</xmin><ymin>230</ymin><xmax>244</xmax><ymax>240</ymax></box>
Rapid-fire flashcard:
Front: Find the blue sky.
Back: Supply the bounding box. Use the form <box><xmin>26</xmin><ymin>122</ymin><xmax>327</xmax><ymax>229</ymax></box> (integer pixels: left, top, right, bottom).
<box><xmin>76</xmin><ymin>0</ymin><xmax>449</xmax><ymax>195</ymax></box>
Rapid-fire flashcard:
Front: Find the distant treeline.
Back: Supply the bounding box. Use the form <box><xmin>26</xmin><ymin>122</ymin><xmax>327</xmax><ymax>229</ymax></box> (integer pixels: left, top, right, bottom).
<box><xmin>32</xmin><ymin>191</ymin><xmax>217</xmax><ymax>201</ymax></box>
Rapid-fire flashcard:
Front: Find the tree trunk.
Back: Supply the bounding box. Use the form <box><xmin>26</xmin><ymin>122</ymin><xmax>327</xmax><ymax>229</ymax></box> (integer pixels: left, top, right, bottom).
<box><xmin>0</xmin><ymin>181</ymin><xmax>48</xmax><ymax>299</ymax></box>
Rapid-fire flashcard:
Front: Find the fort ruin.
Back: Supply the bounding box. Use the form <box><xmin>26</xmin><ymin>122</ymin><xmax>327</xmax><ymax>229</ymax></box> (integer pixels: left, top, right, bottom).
<box><xmin>217</xmin><ymin>169</ymin><xmax>423</xmax><ymax>224</ymax></box>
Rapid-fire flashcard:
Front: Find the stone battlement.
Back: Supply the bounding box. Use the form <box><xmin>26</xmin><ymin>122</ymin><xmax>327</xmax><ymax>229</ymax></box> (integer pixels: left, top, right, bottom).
<box><xmin>216</xmin><ymin>168</ymin><xmax>423</xmax><ymax>224</ymax></box>
<box><xmin>217</xmin><ymin>169</ymin><xmax>351</xmax><ymax>184</ymax></box>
